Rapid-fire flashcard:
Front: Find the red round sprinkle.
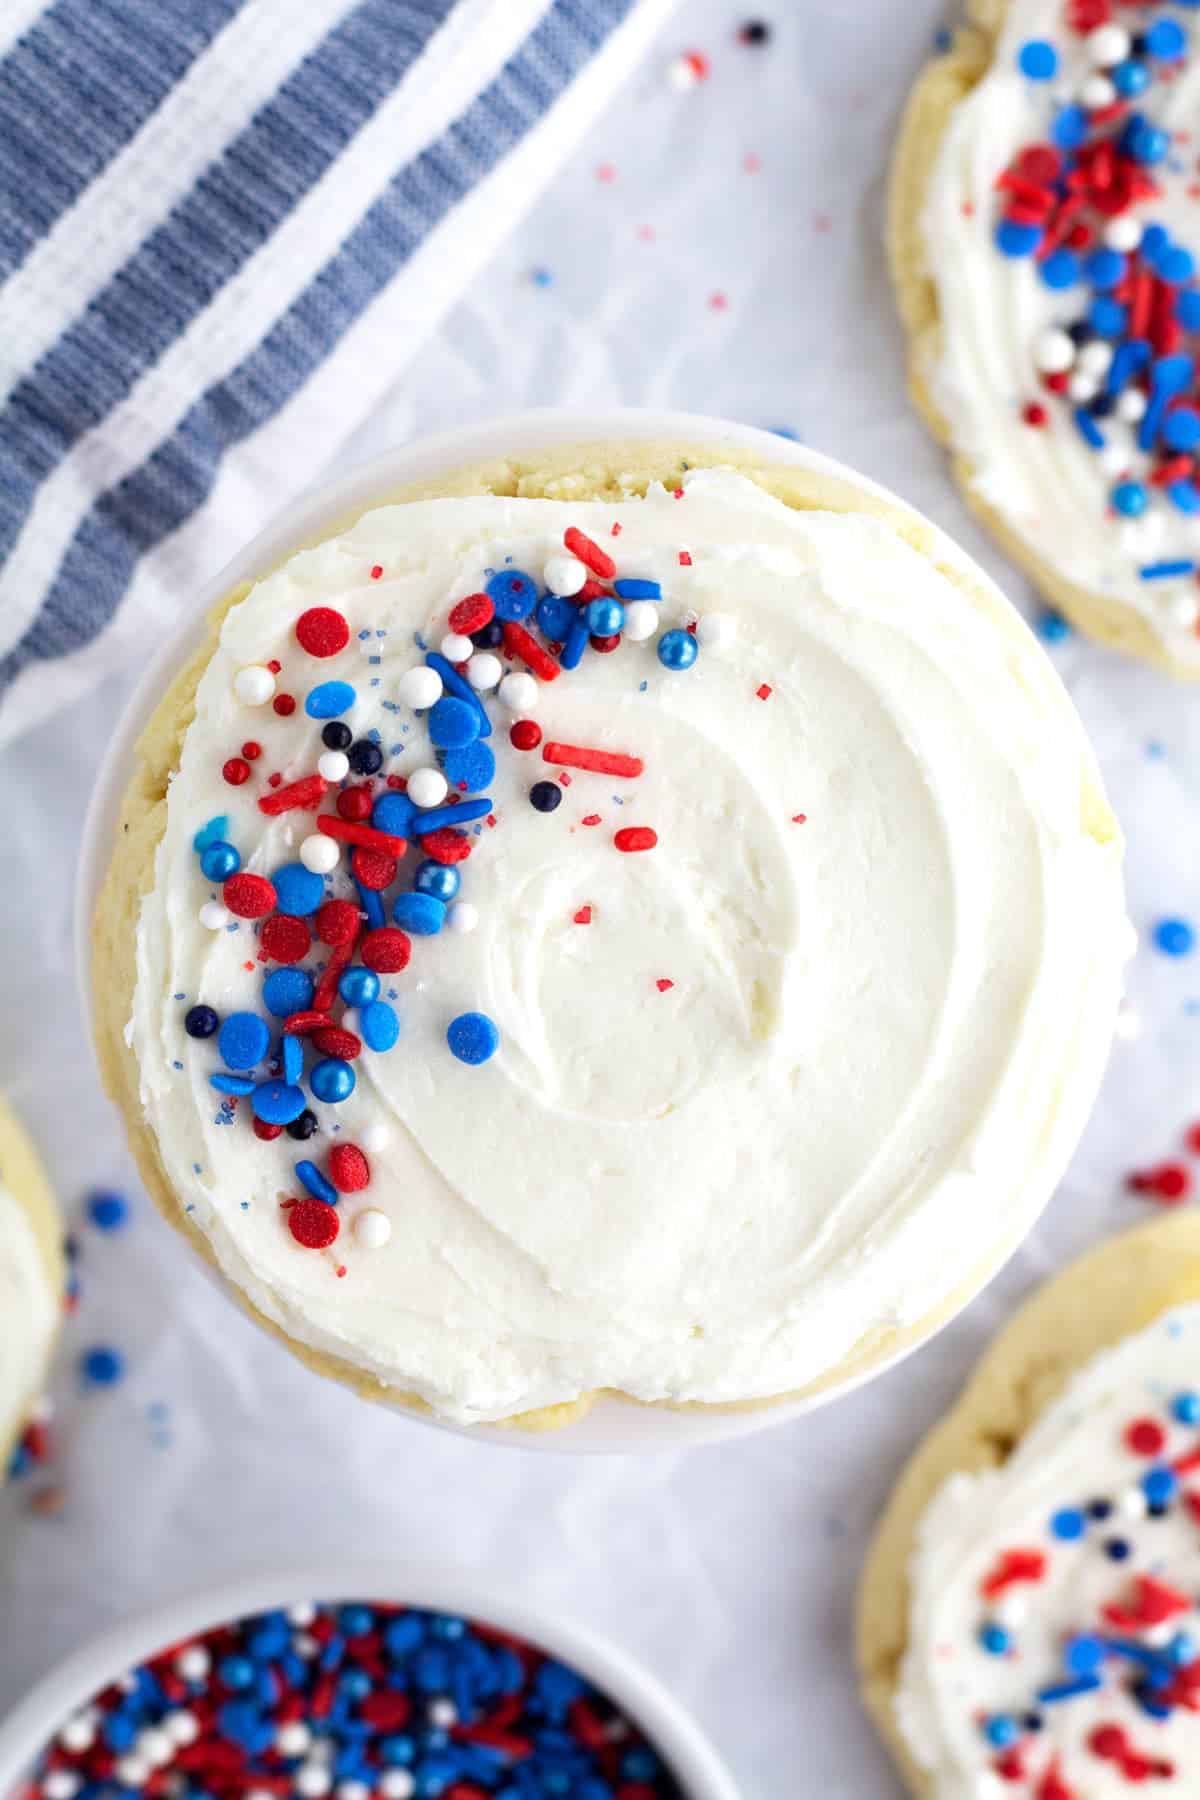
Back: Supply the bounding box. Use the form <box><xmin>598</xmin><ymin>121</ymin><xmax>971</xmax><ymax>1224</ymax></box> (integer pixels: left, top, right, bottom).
<box><xmin>313</xmin><ymin>1026</ymin><xmax>362</xmax><ymax>1060</ymax></box>
<box><xmin>756</xmin><ymin>683</ymin><xmax>773</xmax><ymax>701</ymax></box>
<box><xmin>329</xmin><ymin>1143</ymin><xmax>371</xmax><ymax>1193</ymax></box>
<box><xmin>449</xmin><ymin>593</ymin><xmax>495</xmax><ymax>635</ymax></box>
<box><xmin>295</xmin><ymin>606</ymin><xmax>350</xmax><ymax>658</ymax></box>
<box><xmin>370</xmin><ymin>564</ymin><xmax>383</xmax><ymax>580</ymax></box>
<box><xmin>361</xmin><ymin>927</ymin><xmax>411</xmax><ymax>973</ymax></box>
<box><xmin>655</xmin><ymin>978</ymin><xmax>674</xmax><ymax>993</ymax></box>
<box><xmin>589</xmin><ymin>634</ymin><xmax>621</xmax><ymax>653</ymax></box>
<box><xmin>260</xmin><ymin>914</ymin><xmax>311</xmax><ymax>965</ymax></box>
<box><xmin>351</xmin><ymin>846</ymin><xmax>398</xmax><ymax>890</ymax></box>
<box><xmin>241</xmin><ymin>740</ymin><xmax>262</xmax><ymax>760</ymax></box>
<box><xmin>253</xmin><ymin>1118</ymin><xmax>283</xmax><ymax>1141</ymax></box>
<box><xmin>223</xmin><ymin>872</ymin><xmax>277</xmax><ymax>919</ymax></box>
<box><xmin>267</xmin><ymin>659</ymin><xmax>282</xmax><ymax>674</ymax></box>
<box><xmin>1015</xmin><ymin>146</ymin><xmax>1063</xmax><ymax>186</ymax></box>
<box><xmin>1153</xmin><ymin>1161</ymin><xmax>1192</xmax><ymax>1201</ymax></box>
<box><xmin>337</xmin><ymin>784</ymin><xmax>374</xmax><ymax>821</ymax></box>
<box><xmin>286</xmin><ymin>1197</ymin><xmax>339</xmax><ymax>1249</ymax></box>
<box><xmin>614</xmin><ymin>827</ymin><xmax>658</xmax><ymax>853</ymax></box>
<box><xmin>273</xmin><ymin>693</ymin><xmax>296</xmax><ymax>716</ymax></box>
<box><xmin>573</xmin><ymin>905</ymin><xmax>593</xmax><ymax>926</ymax></box>
<box><xmin>1090</xmin><ymin>1726</ymin><xmax>1127</xmax><ymax>1762</ymax></box>
<box><xmin>222</xmin><ymin>757</ymin><xmax>250</xmax><ymax>786</ymax></box>
<box><xmin>1022</xmin><ymin>402</ymin><xmax>1049</xmax><ymax>428</ymax></box>
<box><xmin>420</xmin><ymin>828</ymin><xmax>472</xmax><ymax>865</ymax></box>
<box><xmin>509</xmin><ymin>720</ymin><xmax>543</xmax><ymax>751</ymax></box>
<box><xmin>315</xmin><ymin>899</ymin><xmax>360</xmax><ymax>947</ymax></box>
<box><xmin>1126</xmin><ymin>1417</ymin><xmax>1166</xmax><ymax>1457</ymax></box>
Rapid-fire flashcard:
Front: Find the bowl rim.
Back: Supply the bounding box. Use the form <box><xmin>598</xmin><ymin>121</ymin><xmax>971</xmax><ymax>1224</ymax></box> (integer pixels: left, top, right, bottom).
<box><xmin>72</xmin><ymin>404</ymin><xmax>1114</xmax><ymax>1455</ymax></box>
<box><xmin>0</xmin><ymin>1559</ymin><xmax>742</xmax><ymax>1800</ymax></box>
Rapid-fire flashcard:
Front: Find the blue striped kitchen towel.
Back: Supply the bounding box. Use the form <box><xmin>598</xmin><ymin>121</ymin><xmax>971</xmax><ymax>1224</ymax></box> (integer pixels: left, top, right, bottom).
<box><xmin>0</xmin><ymin>0</ymin><xmax>677</xmax><ymax>744</ymax></box>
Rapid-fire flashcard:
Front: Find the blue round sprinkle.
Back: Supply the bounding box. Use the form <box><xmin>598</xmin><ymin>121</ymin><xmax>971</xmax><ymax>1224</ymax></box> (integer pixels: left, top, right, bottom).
<box><xmin>310</xmin><ymin>1058</ymin><xmax>356</xmax><ymax>1104</ymax></box>
<box><xmin>1178</xmin><ymin>289</ymin><xmax>1200</xmax><ymax>330</ymax></box>
<box><xmin>1166</xmin><ymin>408</ymin><xmax>1200</xmax><ymax>452</ymax></box>
<box><xmin>272</xmin><ymin>863</ymin><xmax>325</xmax><ymax>917</ymax></box>
<box><xmin>1127</xmin><ymin>119</ymin><xmax>1170</xmax><ymax>165</ymax></box>
<box><xmin>263</xmin><ymin>967</ymin><xmax>314</xmax><ymax>1018</ymax></box>
<box><xmin>1087</xmin><ymin>247</ymin><xmax>1126</xmax><ymax>292</ymax></box>
<box><xmin>1017</xmin><ymin>38</ymin><xmax>1058</xmax><ymax>79</ymax></box>
<box><xmin>537</xmin><ymin>594</ymin><xmax>577</xmax><ymax>639</ymax></box>
<box><xmin>200</xmin><ymin>840</ymin><xmax>241</xmax><ymax>882</ymax></box>
<box><xmin>373</xmin><ymin>791</ymin><xmax>417</xmax><ymax>836</ymax></box>
<box><xmin>978</xmin><ymin>1622</ymin><xmax>1011</xmax><ymax>1656</ymax></box>
<box><xmin>1112</xmin><ymin>480</ymin><xmax>1149</xmax><ymax>516</ymax></box>
<box><xmin>1143</xmin><ymin>1465</ymin><xmax>1178</xmax><ymax>1505</ymax></box>
<box><xmin>446</xmin><ymin>1011</ymin><xmax>499</xmax><ymax>1065</ymax></box>
<box><xmin>339</xmin><ymin>967</ymin><xmax>380</xmax><ymax>1007</ymax></box>
<box><xmin>983</xmin><ymin>1715</ymin><xmax>1018</xmax><ymax>1749</ymax></box>
<box><xmin>87</xmin><ymin>1189</ymin><xmax>129</xmax><ymax>1232</ymax></box>
<box><xmin>360</xmin><ymin>999</ymin><xmax>400</xmax><ymax>1053</ymax></box>
<box><xmin>1173</xmin><ymin>1390</ymin><xmax>1200</xmax><ymax>1424</ymax></box>
<box><xmin>341</xmin><ymin>1605</ymin><xmax>374</xmax><ymax>1637</ymax></box>
<box><xmin>185</xmin><ymin>1003</ymin><xmax>220</xmax><ymax>1038</ymax></box>
<box><xmin>1052</xmin><ymin>104</ymin><xmax>1088</xmax><ymax>150</ymax></box>
<box><xmin>1090</xmin><ymin>297</ymin><xmax>1127</xmax><ymax>337</ymax></box>
<box><xmin>584</xmin><ymin>597</ymin><xmax>625</xmax><ymax>637</ymax></box>
<box><xmin>1147</xmin><ymin>17</ymin><xmax>1187</xmax><ymax>59</ymax></box>
<box><xmin>1039</xmin><ymin>248</ymin><xmax>1080</xmax><ymax>290</ymax></box>
<box><xmin>296</xmin><ymin>1159</ymin><xmax>338</xmax><ymax>1205</ymax></box>
<box><xmin>281</xmin><ymin>1033</ymin><xmax>304</xmax><ymax>1086</ymax></box>
<box><xmin>1161</xmin><ymin>246</ymin><xmax>1197</xmax><ymax>286</ymax></box>
<box><xmin>1065</xmin><ymin>1633</ymin><xmax>1106</xmax><ymax>1675</ymax></box>
<box><xmin>1036</xmin><ymin>608</ymin><xmax>1071</xmax><ymax>643</ymax></box>
<box><xmin>1171</xmin><ymin>1631</ymin><xmax>1198</xmax><ymax>1667</ymax></box>
<box><xmin>657</xmin><ymin>628</ymin><xmax>699</xmax><ymax>671</ymax></box>
<box><xmin>414</xmin><ymin>860</ymin><xmax>461</xmax><ymax>903</ymax></box>
<box><xmin>219</xmin><ymin>1011</ymin><xmax>271</xmax><ymax>1070</ymax></box>
<box><xmin>995</xmin><ymin>218</ymin><xmax>1043</xmax><ymax>257</ymax></box>
<box><xmin>1050</xmin><ymin>1506</ymin><xmax>1086</xmax><ymax>1541</ymax></box>
<box><xmin>81</xmin><ymin>1344</ymin><xmax>124</xmax><ymax>1387</ymax></box>
<box><xmin>485</xmin><ymin>569</ymin><xmax>538</xmax><ymax>621</ymax></box>
<box><xmin>252</xmin><ymin>1079</ymin><xmax>308</xmax><ymax>1125</ymax></box>
<box><xmin>393</xmin><ymin>892</ymin><xmax>446</xmax><ymax>935</ymax></box>
<box><xmin>1154</xmin><ymin>916</ymin><xmax>1196</xmax><ymax>957</ymax></box>
<box><xmin>192</xmin><ymin>814</ymin><xmax>230</xmax><ymax>852</ymax></box>
<box><xmin>443</xmin><ymin>740</ymin><xmax>495</xmax><ymax>793</ymax></box>
<box><xmin>305</xmin><ymin>680</ymin><xmax>357</xmax><ymax>720</ymax></box>
<box><xmin>220</xmin><ymin>1655</ymin><xmax>255</xmax><ymax>1691</ymax></box>
<box><xmin>1113</xmin><ymin>58</ymin><xmax>1151</xmax><ymax>97</ymax></box>
<box><xmin>1143</xmin><ymin>223</ymin><xmax>1172</xmax><ymax>259</ymax></box>
<box><xmin>428</xmin><ymin>697</ymin><xmax>481</xmax><ymax>750</ymax></box>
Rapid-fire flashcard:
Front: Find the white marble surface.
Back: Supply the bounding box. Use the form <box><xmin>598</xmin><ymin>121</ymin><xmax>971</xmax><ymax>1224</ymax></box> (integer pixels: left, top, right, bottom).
<box><xmin>4</xmin><ymin>1</ymin><xmax>1200</xmax><ymax>1793</ymax></box>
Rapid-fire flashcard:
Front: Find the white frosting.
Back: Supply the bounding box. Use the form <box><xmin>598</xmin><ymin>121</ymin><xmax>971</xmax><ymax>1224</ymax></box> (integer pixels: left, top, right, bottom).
<box><xmin>129</xmin><ymin>470</ymin><xmax>1127</xmax><ymax>1423</ymax></box>
<box><xmin>922</xmin><ymin>2</ymin><xmax>1200</xmax><ymax>662</ymax></box>
<box><xmin>897</xmin><ymin>1305</ymin><xmax>1200</xmax><ymax>1797</ymax></box>
<box><xmin>0</xmin><ymin>1175</ymin><xmax>56</xmax><ymax>1456</ymax></box>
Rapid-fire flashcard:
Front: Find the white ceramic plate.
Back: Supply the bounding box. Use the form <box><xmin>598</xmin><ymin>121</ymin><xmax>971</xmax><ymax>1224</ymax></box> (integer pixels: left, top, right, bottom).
<box><xmin>0</xmin><ymin>1560</ymin><xmax>742</xmax><ymax>1800</ymax></box>
<box><xmin>73</xmin><ymin>408</ymin><xmax>1110</xmax><ymax>1455</ymax></box>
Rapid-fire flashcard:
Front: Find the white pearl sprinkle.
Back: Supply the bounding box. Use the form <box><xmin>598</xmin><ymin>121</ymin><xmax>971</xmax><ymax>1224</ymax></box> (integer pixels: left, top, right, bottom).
<box><xmin>137</xmin><ymin>1728</ymin><xmax>174</xmax><ymax>1769</ymax></box>
<box><xmin>1077</xmin><ymin>339</ymin><xmax>1113</xmax><ymax>379</ymax></box>
<box><xmin>354</xmin><ymin>1208</ymin><xmax>392</xmax><ymax>1250</ymax></box>
<box><xmin>300</xmin><ymin>834</ymin><xmax>340</xmax><ymax>874</ymax></box>
<box><xmin>1105</xmin><ymin>215</ymin><xmax>1142</xmax><ymax>253</ymax></box>
<box><xmin>277</xmin><ymin>1722</ymin><xmax>312</xmax><ymax>1756</ymax></box>
<box><xmin>380</xmin><ymin>1774</ymin><xmax>416</xmax><ymax>1799</ymax></box>
<box><xmin>446</xmin><ymin>901</ymin><xmax>479</xmax><ymax>934</ymax></box>
<box><xmin>295</xmin><ymin>1764</ymin><xmax>332</xmax><ymax>1797</ymax></box>
<box><xmin>440</xmin><ymin>632</ymin><xmax>474</xmax><ymax>663</ymax></box>
<box><xmin>318</xmin><ymin>749</ymin><xmax>349</xmax><ymax>782</ymax></box>
<box><xmin>466</xmin><ymin>650</ymin><xmax>503</xmax><ymax>691</ymax></box>
<box><xmin>1087</xmin><ymin>23</ymin><xmax>1130</xmax><ymax>66</ymax></box>
<box><xmin>993</xmin><ymin>1592</ymin><xmax>1027</xmax><ymax>1630</ymax></box>
<box><xmin>396</xmin><ymin>666</ymin><xmax>443</xmax><ymax>710</ymax></box>
<box><xmin>543</xmin><ymin>553</ymin><xmax>588</xmax><ymax>596</ymax></box>
<box><xmin>43</xmin><ymin>1774</ymin><xmax>82</xmax><ymax>1800</ymax></box>
<box><xmin>1068</xmin><ymin>372</ymin><xmax>1099</xmax><ymax>403</ymax></box>
<box><xmin>1079</xmin><ymin>72</ymin><xmax>1115</xmax><ymax>109</ymax></box>
<box><xmin>233</xmin><ymin>665</ymin><xmax>276</xmax><ymax>707</ymax></box>
<box><xmin>497</xmin><ymin>672</ymin><xmax>538</xmax><ymax>712</ymax></box>
<box><xmin>1034</xmin><ymin>327</ymin><xmax>1076</xmax><ymax>375</ymax></box>
<box><xmin>427</xmin><ymin>1698</ymin><xmax>458</xmax><ymax>1729</ymax></box>
<box><xmin>287</xmin><ymin>1602</ymin><xmax>317</xmax><ymax>1627</ymax></box>
<box><xmin>1119</xmin><ymin>1485</ymin><xmax>1147</xmax><ymax>1518</ymax></box>
<box><xmin>621</xmin><ymin>600</ymin><xmax>659</xmax><ymax>642</ymax></box>
<box><xmin>292</xmin><ymin>1632</ymin><xmax>319</xmax><ymax>1659</ymax></box>
<box><xmin>407</xmin><ymin>766</ymin><xmax>449</xmax><ymax>809</ymax></box>
<box><xmin>175</xmin><ymin>1646</ymin><xmax>211</xmax><ymax>1680</ymax></box>
<box><xmin>58</xmin><ymin>1717</ymin><xmax>96</xmax><ymax>1754</ymax></box>
<box><xmin>115</xmin><ymin>1756</ymin><xmax>150</xmax><ymax>1787</ymax></box>
<box><xmin>336</xmin><ymin>1784</ymin><xmax>372</xmax><ymax>1800</ymax></box>
<box><xmin>362</xmin><ymin>1123</ymin><xmax>390</xmax><ymax>1153</ymax></box>
<box><xmin>696</xmin><ymin>612</ymin><xmax>736</xmax><ymax>650</ymax></box>
<box><xmin>199</xmin><ymin>901</ymin><xmax>231</xmax><ymax>931</ymax></box>
<box><xmin>1168</xmin><ymin>591</ymin><xmax>1200</xmax><ymax>629</ymax></box>
<box><xmin>1116</xmin><ymin>388</ymin><xmax>1147</xmax><ymax>423</ymax></box>
<box><xmin>163</xmin><ymin>1710</ymin><xmax>199</xmax><ymax>1747</ymax></box>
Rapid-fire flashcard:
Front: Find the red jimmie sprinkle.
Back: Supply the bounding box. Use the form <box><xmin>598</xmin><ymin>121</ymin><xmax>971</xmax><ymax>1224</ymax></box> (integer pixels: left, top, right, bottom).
<box><xmin>313</xmin><ymin>1026</ymin><xmax>362</xmax><ymax>1060</ymax></box>
<box><xmin>351</xmin><ymin>846</ymin><xmax>397</xmax><ymax>890</ymax></box>
<box><xmin>980</xmin><ymin>1547</ymin><xmax>1047</xmax><ymax>1598</ymax></box>
<box><xmin>448</xmin><ymin>593</ymin><xmax>495</xmax><ymax>635</ymax></box>
<box><xmin>258</xmin><ymin>774</ymin><xmax>328</xmax><ymax>816</ymax></box>
<box><xmin>509</xmin><ymin>719</ymin><xmax>543</xmax><ymax>751</ymax></box>
<box><xmin>563</xmin><ymin>525</ymin><xmax>616</xmax><ymax>579</ymax></box>
<box><xmin>222</xmin><ymin>757</ymin><xmax>250</xmax><ymax>786</ymax></box>
<box><xmin>286</xmin><ymin>1197</ymin><xmax>339</xmax><ymax>1249</ymax></box>
<box><xmin>312</xmin><ymin>942</ymin><xmax>353</xmax><ymax>1013</ymax></box>
<box><xmin>614</xmin><ymin>827</ymin><xmax>657</xmax><ymax>853</ymax></box>
<box><xmin>502</xmin><ymin>621</ymin><xmax>561</xmax><ymax>681</ymax></box>
<box><xmin>337</xmin><ymin>784</ymin><xmax>374</xmax><ymax>821</ymax></box>
<box><xmin>360</xmin><ymin>927</ymin><xmax>412</xmax><ymax>973</ymax></box>
<box><xmin>295</xmin><ymin>606</ymin><xmax>350</xmax><ymax>658</ymax></box>
<box><xmin>543</xmin><ymin>742</ymin><xmax>644</xmax><ymax>779</ymax></box>
<box><xmin>420</xmin><ymin>828</ymin><xmax>472</xmax><ymax>864</ymax></box>
<box><xmin>315</xmin><ymin>898</ymin><xmax>360</xmax><ymax>947</ymax></box>
<box><xmin>282</xmin><ymin>1011</ymin><xmax>329</xmax><ymax>1036</ymax></box>
<box><xmin>329</xmin><ymin>1143</ymin><xmax>371</xmax><ymax>1193</ymax></box>
<box><xmin>222</xmin><ymin>873</ymin><xmax>277</xmax><ymax>919</ymax></box>
<box><xmin>260</xmin><ymin>914</ymin><xmax>311</xmax><ymax>965</ymax></box>
<box><xmin>317</xmin><ymin>814</ymin><xmax>407</xmax><ymax>857</ymax></box>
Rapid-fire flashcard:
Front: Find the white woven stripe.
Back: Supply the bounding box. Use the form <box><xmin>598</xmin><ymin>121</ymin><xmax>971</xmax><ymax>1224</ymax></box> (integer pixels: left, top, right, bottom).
<box><xmin>0</xmin><ymin>0</ymin><xmax>550</xmax><ymax>666</ymax></box>
<box><xmin>0</xmin><ymin>0</ymin><xmax>362</xmax><ymax>410</ymax></box>
<box><xmin>0</xmin><ymin>0</ymin><xmax>679</xmax><ymax>749</ymax></box>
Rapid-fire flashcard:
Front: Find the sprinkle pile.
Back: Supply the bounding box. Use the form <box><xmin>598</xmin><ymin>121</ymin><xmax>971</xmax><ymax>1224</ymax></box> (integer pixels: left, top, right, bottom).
<box><xmin>16</xmin><ymin>1600</ymin><xmax>684</xmax><ymax>1800</ymax></box>
<box><xmin>182</xmin><ymin>521</ymin><xmax>718</xmax><ymax>1261</ymax></box>
<box><xmin>966</xmin><ymin>1381</ymin><xmax>1200</xmax><ymax>1794</ymax></box>
<box><xmin>1000</xmin><ymin>5</ymin><xmax>1200</xmax><ymax>616</ymax></box>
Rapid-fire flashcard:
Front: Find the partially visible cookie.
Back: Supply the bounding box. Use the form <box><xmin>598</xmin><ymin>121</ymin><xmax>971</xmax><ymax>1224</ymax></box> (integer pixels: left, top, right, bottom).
<box><xmin>0</xmin><ymin>1096</ymin><xmax>63</xmax><ymax>1471</ymax></box>
<box><xmin>892</xmin><ymin>1</ymin><xmax>1200</xmax><ymax>674</ymax></box>
<box><xmin>858</xmin><ymin>1210</ymin><xmax>1200</xmax><ymax>1797</ymax></box>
